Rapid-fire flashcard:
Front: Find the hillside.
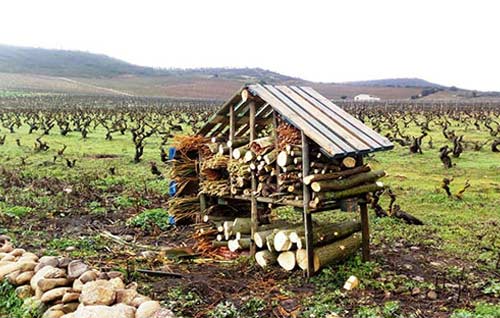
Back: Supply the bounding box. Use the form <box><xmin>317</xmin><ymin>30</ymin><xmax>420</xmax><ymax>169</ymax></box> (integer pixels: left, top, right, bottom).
<box><xmin>342</xmin><ymin>78</ymin><xmax>446</xmax><ymax>89</ymax></box>
<box><xmin>0</xmin><ymin>44</ymin><xmax>492</xmax><ymax>100</ymax></box>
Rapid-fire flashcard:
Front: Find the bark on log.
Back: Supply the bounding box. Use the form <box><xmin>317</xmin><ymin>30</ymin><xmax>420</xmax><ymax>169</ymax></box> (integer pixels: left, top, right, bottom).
<box><xmin>311</xmin><ymin>170</ymin><xmax>386</xmax><ymax>193</ymax></box>
<box><xmin>303</xmin><ymin>165</ymin><xmax>371</xmax><ymax>185</ymax></box>
<box><xmin>296</xmin><ymin>232</ymin><xmax>362</xmax><ymax>272</ymax></box>
<box><xmin>255</xmin><ymin>250</ymin><xmax>278</xmax><ymax>268</ymax></box>
<box><xmin>228</xmin><ymin>238</ymin><xmax>251</xmax><ymax>252</ymax></box>
<box><xmin>313</xmin><ymin>182</ymin><xmax>385</xmax><ymax>206</ymax></box>
<box><xmin>294</xmin><ymin>220</ymin><xmax>361</xmax><ymax>249</ymax></box>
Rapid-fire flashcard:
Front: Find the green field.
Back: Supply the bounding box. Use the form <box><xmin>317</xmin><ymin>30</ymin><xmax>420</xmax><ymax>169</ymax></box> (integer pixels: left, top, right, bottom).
<box><xmin>0</xmin><ymin>96</ymin><xmax>499</xmax><ymax>318</ymax></box>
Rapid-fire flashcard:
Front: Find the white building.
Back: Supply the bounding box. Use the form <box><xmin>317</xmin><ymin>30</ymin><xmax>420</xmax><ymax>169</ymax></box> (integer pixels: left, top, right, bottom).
<box><xmin>354</xmin><ymin>94</ymin><xmax>381</xmax><ymax>101</ymax></box>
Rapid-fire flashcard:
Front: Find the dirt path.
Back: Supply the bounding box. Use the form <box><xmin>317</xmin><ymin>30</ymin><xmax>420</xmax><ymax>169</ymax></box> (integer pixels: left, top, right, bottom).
<box><xmin>57</xmin><ymin>77</ymin><xmax>135</xmax><ymax>96</ymax></box>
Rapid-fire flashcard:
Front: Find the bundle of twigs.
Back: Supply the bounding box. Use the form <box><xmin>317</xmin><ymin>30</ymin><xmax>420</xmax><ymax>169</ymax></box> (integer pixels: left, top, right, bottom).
<box><xmin>173</xmin><ymin>134</ymin><xmax>211</xmax><ymax>157</ymax></box>
<box><xmin>201</xmin><ymin>154</ymin><xmax>229</xmax><ymax>170</ymax></box>
<box><xmin>167</xmin><ymin>196</ymin><xmax>200</xmax><ymax>224</ymax></box>
<box><xmin>200</xmin><ymin>179</ymin><xmax>230</xmax><ymax>196</ymax></box>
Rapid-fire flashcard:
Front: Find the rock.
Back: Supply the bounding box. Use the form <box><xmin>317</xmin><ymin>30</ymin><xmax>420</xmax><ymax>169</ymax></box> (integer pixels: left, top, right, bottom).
<box><xmin>131</xmin><ymin>295</ymin><xmax>152</xmax><ymax>308</ymax></box>
<box><xmin>98</xmin><ymin>272</ymin><xmax>109</xmax><ymax>280</ymax></box>
<box><xmin>38</xmin><ymin>278</ymin><xmax>71</xmax><ymax>292</ymax></box>
<box><xmin>80</xmin><ymin>280</ymin><xmax>116</xmax><ymax>306</ymax></box>
<box><xmin>151</xmin><ymin>308</ymin><xmax>176</xmax><ymax>318</ymax></box>
<box><xmin>2</xmin><ymin>254</ymin><xmax>16</xmax><ymax>262</ymax></box>
<box><xmin>0</xmin><ymin>241</ymin><xmax>13</xmax><ymax>253</ymax></box>
<box><xmin>427</xmin><ymin>290</ymin><xmax>438</xmax><ymax>300</ymax></box>
<box><xmin>39</xmin><ymin>256</ymin><xmax>60</xmax><ymax>268</ymax></box>
<box><xmin>41</xmin><ymin>287</ymin><xmax>71</xmax><ymax>303</ymax></box>
<box><xmin>16</xmin><ymin>270</ymin><xmax>35</xmax><ymax>285</ymax></box>
<box><xmin>18</xmin><ymin>252</ymin><xmax>39</xmax><ymax>262</ymax></box>
<box><xmin>6</xmin><ymin>270</ymin><xmax>21</xmax><ymax>285</ymax></box>
<box><xmin>31</xmin><ymin>266</ymin><xmax>66</xmax><ymax>290</ymax></box>
<box><xmin>58</xmin><ymin>257</ymin><xmax>72</xmax><ymax>268</ymax></box>
<box><xmin>136</xmin><ymin>301</ymin><xmax>161</xmax><ymax>318</ymax></box>
<box><xmin>62</xmin><ymin>302</ymin><xmax>79</xmax><ymax>313</ymax></box>
<box><xmin>79</xmin><ymin>271</ymin><xmax>98</xmax><ymax>283</ymax></box>
<box><xmin>62</xmin><ymin>291</ymin><xmax>81</xmax><ymax>303</ymax></box>
<box><xmin>67</xmin><ymin>261</ymin><xmax>89</xmax><ymax>279</ymax></box>
<box><xmin>115</xmin><ymin>288</ymin><xmax>138</xmax><ymax>305</ymax></box>
<box><xmin>1</xmin><ymin>261</ymin><xmax>36</xmax><ymax>279</ymax></box>
<box><xmin>410</xmin><ymin>246</ymin><xmax>420</xmax><ymax>251</ymax></box>
<box><xmin>61</xmin><ymin>314</ymin><xmax>75</xmax><ymax>318</ymax></box>
<box><xmin>73</xmin><ymin>279</ymin><xmax>84</xmax><ymax>292</ymax></box>
<box><xmin>108</xmin><ymin>277</ymin><xmax>125</xmax><ymax>290</ymax></box>
<box><xmin>43</xmin><ymin>305</ymin><xmax>66</xmax><ymax>318</ymax></box>
<box><xmin>411</xmin><ymin>287</ymin><xmax>421</xmax><ymax>296</ymax></box>
<box><xmin>73</xmin><ymin>304</ymin><xmax>135</xmax><ymax>318</ymax></box>
<box><xmin>65</xmin><ymin>246</ymin><xmax>77</xmax><ymax>252</ymax></box>
<box><xmin>9</xmin><ymin>248</ymin><xmax>26</xmax><ymax>257</ymax></box>
<box><xmin>107</xmin><ymin>271</ymin><xmax>125</xmax><ymax>280</ymax></box>
<box><xmin>15</xmin><ymin>285</ymin><xmax>34</xmax><ymax>299</ymax></box>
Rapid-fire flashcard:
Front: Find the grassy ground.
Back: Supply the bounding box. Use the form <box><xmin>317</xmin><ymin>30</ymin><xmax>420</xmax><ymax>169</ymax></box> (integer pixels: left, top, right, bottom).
<box><xmin>0</xmin><ymin>101</ymin><xmax>499</xmax><ymax>318</ymax></box>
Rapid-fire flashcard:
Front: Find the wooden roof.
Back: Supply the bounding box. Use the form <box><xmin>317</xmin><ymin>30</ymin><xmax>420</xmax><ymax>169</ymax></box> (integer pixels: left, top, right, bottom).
<box><xmin>197</xmin><ymin>84</ymin><xmax>393</xmax><ymax>157</ymax></box>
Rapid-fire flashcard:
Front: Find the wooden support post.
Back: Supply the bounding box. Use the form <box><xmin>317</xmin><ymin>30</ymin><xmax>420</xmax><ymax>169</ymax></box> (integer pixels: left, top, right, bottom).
<box><xmin>301</xmin><ymin>132</ymin><xmax>314</xmax><ymax>277</ymax></box>
<box><xmin>229</xmin><ymin>103</ymin><xmax>235</xmax><ymax>156</ymax></box>
<box><xmin>272</xmin><ymin>111</ymin><xmax>280</xmax><ymax>199</ymax></box>
<box><xmin>249</xmin><ymin>101</ymin><xmax>258</xmax><ymax>255</ymax></box>
<box><xmin>359</xmin><ymin>199</ymin><xmax>370</xmax><ymax>262</ymax></box>
<box><xmin>198</xmin><ymin>152</ymin><xmax>207</xmax><ymax>223</ymax></box>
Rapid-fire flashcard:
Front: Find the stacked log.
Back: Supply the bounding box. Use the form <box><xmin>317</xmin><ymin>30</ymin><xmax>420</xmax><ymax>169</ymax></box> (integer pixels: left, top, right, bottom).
<box><xmin>253</xmin><ymin>220</ymin><xmax>362</xmax><ymax>272</ymax></box>
<box><xmin>200</xmin><ymin>154</ymin><xmax>230</xmax><ymax>196</ymax></box>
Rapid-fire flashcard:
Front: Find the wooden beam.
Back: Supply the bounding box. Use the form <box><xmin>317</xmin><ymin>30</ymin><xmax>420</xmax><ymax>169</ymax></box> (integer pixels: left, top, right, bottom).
<box><xmin>229</xmin><ymin>103</ymin><xmax>235</xmax><ymax>156</ymax></box>
<box><xmin>301</xmin><ymin>131</ymin><xmax>314</xmax><ymax>277</ymax></box>
<box><xmin>249</xmin><ymin>101</ymin><xmax>258</xmax><ymax>255</ymax></box>
<box><xmin>359</xmin><ymin>200</ymin><xmax>370</xmax><ymax>262</ymax></box>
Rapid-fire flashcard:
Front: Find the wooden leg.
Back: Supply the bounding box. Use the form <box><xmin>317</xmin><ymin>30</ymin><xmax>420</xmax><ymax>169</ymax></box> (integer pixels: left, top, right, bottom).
<box><xmin>359</xmin><ymin>201</ymin><xmax>370</xmax><ymax>261</ymax></box>
<box><xmin>250</xmin><ymin>197</ymin><xmax>257</xmax><ymax>255</ymax></box>
<box><xmin>198</xmin><ymin>194</ymin><xmax>207</xmax><ymax>224</ymax></box>
<box><xmin>301</xmin><ymin>132</ymin><xmax>314</xmax><ymax>277</ymax></box>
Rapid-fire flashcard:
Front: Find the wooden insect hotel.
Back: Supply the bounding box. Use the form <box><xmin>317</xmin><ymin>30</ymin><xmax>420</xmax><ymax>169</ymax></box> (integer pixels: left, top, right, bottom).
<box><xmin>169</xmin><ymin>84</ymin><xmax>393</xmax><ymax>277</ymax></box>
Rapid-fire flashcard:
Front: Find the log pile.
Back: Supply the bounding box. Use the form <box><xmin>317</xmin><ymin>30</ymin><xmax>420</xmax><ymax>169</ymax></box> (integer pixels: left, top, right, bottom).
<box><xmin>253</xmin><ymin>219</ymin><xmax>362</xmax><ymax>272</ymax></box>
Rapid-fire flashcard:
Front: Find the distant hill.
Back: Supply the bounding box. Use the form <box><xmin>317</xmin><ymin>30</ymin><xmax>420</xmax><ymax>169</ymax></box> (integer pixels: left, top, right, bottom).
<box><xmin>342</xmin><ymin>78</ymin><xmax>447</xmax><ymax>89</ymax></box>
<box><xmin>1</xmin><ymin>44</ymin><xmax>495</xmax><ymax>100</ymax></box>
<box><xmin>0</xmin><ymin>44</ymin><xmax>297</xmax><ymax>83</ymax></box>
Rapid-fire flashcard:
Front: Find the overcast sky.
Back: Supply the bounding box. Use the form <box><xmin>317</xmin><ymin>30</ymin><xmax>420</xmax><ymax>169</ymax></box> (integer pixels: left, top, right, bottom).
<box><xmin>1</xmin><ymin>0</ymin><xmax>499</xmax><ymax>91</ymax></box>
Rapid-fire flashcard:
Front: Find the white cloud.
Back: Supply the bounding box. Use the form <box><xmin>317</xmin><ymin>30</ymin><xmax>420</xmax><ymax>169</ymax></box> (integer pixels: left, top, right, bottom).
<box><xmin>0</xmin><ymin>0</ymin><xmax>498</xmax><ymax>90</ymax></box>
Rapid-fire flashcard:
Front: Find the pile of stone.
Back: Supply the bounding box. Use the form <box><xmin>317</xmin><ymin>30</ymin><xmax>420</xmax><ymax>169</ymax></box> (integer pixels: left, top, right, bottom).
<box><xmin>0</xmin><ymin>235</ymin><xmax>175</xmax><ymax>318</ymax></box>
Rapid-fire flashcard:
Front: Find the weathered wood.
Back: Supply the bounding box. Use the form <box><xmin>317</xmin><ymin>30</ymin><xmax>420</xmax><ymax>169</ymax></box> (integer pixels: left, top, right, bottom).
<box><xmin>303</xmin><ymin>165</ymin><xmax>371</xmax><ymax>185</ymax></box>
<box><xmin>277</xmin><ymin>251</ymin><xmax>296</xmax><ymax>271</ymax></box>
<box><xmin>311</xmin><ymin>170</ymin><xmax>386</xmax><ymax>192</ymax></box>
<box><xmin>342</xmin><ymin>156</ymin><xmax>357</xmax><ymax>168</ymax></box>
<box><xmin>228</xmin><ymin>238</ymin><xmax>251</xmax><ymax>252</ymax></box>
<box><xmin>359</xmin><ymin>202</ymin><xmax>370</xmax><ymax>261</ymax></box>
<box><xmin>291</xmin><ymin>220</ymin><xmax>361</xmax><ymax>249</ymax></box>
<box><xmin>296</xmin><ymin>232</ymin><xmax>362</xmax><ymax>272</ymax></box>
<box><xmin>313</xmin><ymin>181</ymin><xmax>385</xmax><ymax>204</ymax></box>
<box><xmin>255</xmin><ymin>250</ymin><xmax>277</xmax><ymax>268</ymax></box>
<box><xmin>301</xmin><ymin>132</ymin><xmax>314</xmax><ymax>277</ymax></box>
<box><xmin>249</xmin><ymin>101</ymin><xmax>258</xmax><ymax>255</ymax></box>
